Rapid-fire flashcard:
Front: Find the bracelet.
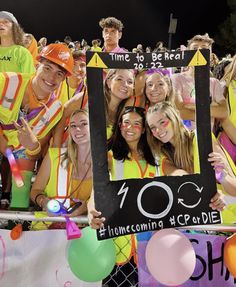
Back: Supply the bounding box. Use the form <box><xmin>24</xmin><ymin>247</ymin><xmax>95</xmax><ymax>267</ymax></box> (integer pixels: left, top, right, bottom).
<box><xmin>34</xmin><ymin>193</ymin><xmax>46</xmax><ymax>208</ymax></box>
<box><xmin>26</xmin><ymin>142</ymin><xmax>41</xmax><ymax>156</ymax></box>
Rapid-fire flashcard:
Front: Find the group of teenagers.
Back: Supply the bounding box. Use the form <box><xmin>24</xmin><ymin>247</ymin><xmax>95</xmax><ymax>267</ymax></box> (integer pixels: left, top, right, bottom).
<box><xmin>1</xmin><ymin>10</ymin><xmax>236</xmax><ymax>284</ymax></box>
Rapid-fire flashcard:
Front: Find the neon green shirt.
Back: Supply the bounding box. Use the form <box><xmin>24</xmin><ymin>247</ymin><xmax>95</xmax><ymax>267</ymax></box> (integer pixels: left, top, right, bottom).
<box><xmin>0</xmin><ymin>45</ymin><xmax>35</xmax><ymax>74</ymax></box>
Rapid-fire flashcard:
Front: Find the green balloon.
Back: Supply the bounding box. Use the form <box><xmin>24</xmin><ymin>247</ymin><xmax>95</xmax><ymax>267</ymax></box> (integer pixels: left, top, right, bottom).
<box><xmin>68</xmin><ymin>226</ymin><xmax>116</xmax><ymax>282</ymax></box>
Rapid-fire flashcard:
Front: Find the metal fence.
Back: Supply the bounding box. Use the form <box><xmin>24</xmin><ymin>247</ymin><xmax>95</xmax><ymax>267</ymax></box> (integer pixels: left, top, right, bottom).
<box><xmin>0</xmin><ymin>210</ymin><xmax>138</xmax><ymax>287</ymax></box>
<box><xmin>1</xmin><ymin>210</ymin><xmax>236</xmax><ymax>287</ymax></box>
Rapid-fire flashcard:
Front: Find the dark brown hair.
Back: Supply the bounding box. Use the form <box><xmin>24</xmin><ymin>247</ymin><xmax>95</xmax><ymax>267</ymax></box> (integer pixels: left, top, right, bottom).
<box><xmin>99</xmin><ymin>17</ymin><xmax>124</xmax><ymax>32</ymax></box>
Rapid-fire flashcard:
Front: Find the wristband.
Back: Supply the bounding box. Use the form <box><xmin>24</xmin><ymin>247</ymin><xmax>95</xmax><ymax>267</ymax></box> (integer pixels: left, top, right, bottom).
<box><xmin>26</xmin><ymin>142</ymin><xmax>41</xmax><ymax>156</ymax></box>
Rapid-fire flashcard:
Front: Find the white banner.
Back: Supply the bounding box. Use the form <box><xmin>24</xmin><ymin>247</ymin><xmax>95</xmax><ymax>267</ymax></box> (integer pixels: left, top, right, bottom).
<box><xmin>0</xmin><ymin>229</ymin><xmax>101</xmax><ymax>287</ymax></box>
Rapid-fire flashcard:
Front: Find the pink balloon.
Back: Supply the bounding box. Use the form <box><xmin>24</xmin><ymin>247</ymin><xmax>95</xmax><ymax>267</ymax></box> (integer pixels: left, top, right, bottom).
<box><xmin>145</xmin><ymin>229</ymin><xmax>196</xmax><ymax>286</ymax></box>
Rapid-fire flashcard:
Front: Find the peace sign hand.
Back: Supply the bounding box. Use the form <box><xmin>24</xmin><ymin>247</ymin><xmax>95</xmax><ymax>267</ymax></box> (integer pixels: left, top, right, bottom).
<box><xmin>13</xmin><ymin>117</ymin><xmax>39</xmax><ymax>151</ymax></box>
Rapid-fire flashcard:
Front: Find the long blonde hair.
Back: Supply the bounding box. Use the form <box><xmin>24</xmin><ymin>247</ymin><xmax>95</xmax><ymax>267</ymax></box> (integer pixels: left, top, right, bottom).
<box><xmin>61</xmin><ymin>109</ymin><xmax>89</xmax><ymax>173</ymax></box>
<box><xmin>104</xmin><ymin>69</ymin><xmax>134</xmax><ymax>124</ymax></box>
<box><xmin>146</xmin><ymin>102</ymin><xmax>194</xmax><ymax>173</ymax></box>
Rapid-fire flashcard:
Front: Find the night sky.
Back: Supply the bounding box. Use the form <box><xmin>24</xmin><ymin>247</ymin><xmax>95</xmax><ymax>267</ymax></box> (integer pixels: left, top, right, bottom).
<box><xmin>1</xmin><ymin>0</ymin><xmax>231</xmax><ymax>56</ymax></box>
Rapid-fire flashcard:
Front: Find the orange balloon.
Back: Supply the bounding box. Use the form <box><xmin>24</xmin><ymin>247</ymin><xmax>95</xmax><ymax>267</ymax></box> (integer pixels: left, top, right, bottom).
<box><xmin>224</xmin><ymin>233</ymin><xmax>236</xmax><ymax>277</ymax></box>
<box><xmin>10</xmin><ymin>224</ymin><xmax>23</xmax><ymax>240</ymax></box>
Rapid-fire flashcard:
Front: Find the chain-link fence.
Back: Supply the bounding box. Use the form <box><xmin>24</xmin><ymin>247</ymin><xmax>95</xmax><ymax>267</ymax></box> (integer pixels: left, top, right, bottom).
<box><xmin>1</xmin><ymin>209</ymin><xmax>236</xmax><ymax>287</ymax></box>
<box><xmin>0</xmin><ymin>210</ymin><xmax>138</xmax><ymax>287</ymax></box>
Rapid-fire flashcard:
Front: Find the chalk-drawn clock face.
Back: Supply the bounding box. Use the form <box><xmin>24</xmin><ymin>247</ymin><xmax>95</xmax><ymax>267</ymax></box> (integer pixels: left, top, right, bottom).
<box><xmin>137</xmin><ymin>181</ymin><xmax>173</xmax><ymax>219</ymax></box>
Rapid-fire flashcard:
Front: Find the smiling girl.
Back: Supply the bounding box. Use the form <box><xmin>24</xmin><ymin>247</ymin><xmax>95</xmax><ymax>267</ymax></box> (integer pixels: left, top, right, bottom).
<box><xmin>146</xmin><ymin>101</ymin><xmax>236</xmax><ymax>215</ymax></box>
<box><xmin>31</xmin><ymin>109</ymin><xmax>92</xmax><ymax>220</ymax></box>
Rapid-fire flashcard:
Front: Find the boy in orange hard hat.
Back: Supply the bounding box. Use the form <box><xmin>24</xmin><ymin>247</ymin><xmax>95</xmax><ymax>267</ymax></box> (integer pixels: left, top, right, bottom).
<box><xmin>0</xmin><ymin>43</ymin><xmax>74</xmax><ymax>209</ymax></box>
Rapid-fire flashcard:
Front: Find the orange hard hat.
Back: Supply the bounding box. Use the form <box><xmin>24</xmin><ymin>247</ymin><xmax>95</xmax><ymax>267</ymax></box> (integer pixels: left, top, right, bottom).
<box><xmin>37</xmin><ymin>43</ymin><xmax>74</xmax><ymax>75</ymax></box>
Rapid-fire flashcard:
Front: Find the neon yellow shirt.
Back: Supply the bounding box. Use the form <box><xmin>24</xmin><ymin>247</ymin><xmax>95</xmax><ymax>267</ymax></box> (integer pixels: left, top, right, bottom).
<box><xmin>0</xmin><ymin>45</ymin><xmax>35</xmax><ymax>74</ymax></box>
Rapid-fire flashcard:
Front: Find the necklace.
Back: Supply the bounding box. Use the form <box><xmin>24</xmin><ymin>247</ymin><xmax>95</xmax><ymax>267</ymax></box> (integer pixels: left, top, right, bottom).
<box><xmin>63</xmin><ymin>160</ymin><xmax>92</xmax><ymax>205</ymax></box>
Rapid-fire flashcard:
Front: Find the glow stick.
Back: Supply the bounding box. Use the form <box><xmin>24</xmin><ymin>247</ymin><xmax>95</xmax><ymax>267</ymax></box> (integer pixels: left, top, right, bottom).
<box><xmin>5</xmin><ymin>148</ymin><xmax>24</xmax><ymax>187</ymax></box>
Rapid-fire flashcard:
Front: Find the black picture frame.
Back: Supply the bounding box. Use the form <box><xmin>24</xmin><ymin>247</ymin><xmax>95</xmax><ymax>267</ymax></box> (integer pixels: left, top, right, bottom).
<box><xmin>86</xmin><ymin>49</ymin><xmax>221</xmax><ymax>240</ymax></box>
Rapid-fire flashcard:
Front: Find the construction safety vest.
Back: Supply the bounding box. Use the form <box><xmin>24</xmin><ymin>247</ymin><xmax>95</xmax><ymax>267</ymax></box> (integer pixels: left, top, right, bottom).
<box><xmin>193</xmin><ymin>133</ymin><xmax>236</xmax><ymax>223</ymax></box>
<box><xmin>0</xmin><ymin>72</ymin><xmax>63</xmax><ymax>149</ymax></box>
<box><xmin>31</xmin><ymin>148</ymin><xmax>72</xmax><ymax>230</ymax></box>
<box><xmin>32</xmin><ymin>148</ymin><xmax>92</xmax><ymax>230</ymax></box>
<box><xmin>217</xmin><ymin>80</ymin><xmax>236</xmax><ymax>163</ymax></box>
<box><xmin>55</xmin><ymin>79</ymin><xmax>76</xmax><ymax>106</ymax></box>
<box><xmin>55</xmin><ymin>77</ymin><xmax>87</xmax><ymax>106</ymax></box>
<box><xmin>227</xmin><ymin>80</ymin><xmax>236</xmax><ymax>123</ymax></box>
<box><xmin>0</xmin><ymin>72</ymin><xmax>29</xmax><ymax>123</ymax></box>
<box><xmin>110</xmin><ymin>153</ymin><xmax>159</xmax><ymax>265</ymax></box>
<box><xmin>218</xmin><ymin>80</ymin><xmax>236</xmax><ymax>216</ymax></box>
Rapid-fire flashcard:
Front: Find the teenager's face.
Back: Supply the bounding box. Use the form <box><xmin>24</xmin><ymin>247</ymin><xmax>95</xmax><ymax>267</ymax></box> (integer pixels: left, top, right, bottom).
<box><xmin>72</xmin><ymin>59</ymin><xmax>86</xmax><ymax>80</ymax></box>
<box><xmin>0</xmin><ymin>18</ymin><xmax>13</xmax><ymax>37</ymax></box>
<box><xmin>102</xmin><ymin>27</ymin><xmax>121</xmax><ymax>47</ymax></box>
<box><xmin>147</xmin><ymin>110</ymin><xmax>174</xmax><ymax>144</ymax></box>
<box><xmin>108</xmin><ymin>70</ymin><xmax>134</xmax><ymax>100</ymax></box>
<box><xmin>36</xmin><ymin>59</ymin><xmax>67</xmax><ymax>93</ymax></box>
<box><xmin>69</xmin><ymin>112</ymin><xmax>89</xmax><ymax>145</ymax></box>
<box><xmin>120</xmin><ymin>112</ymin><xmax>144</xmax><ymax>144</ymax></box>
<box><xmin>188</xmin><ymin>40</ymin><xmax>212</xmax><ymax>52</ymax></box>
<box><xmin>145</xmin><ymin>73</ymin><xmax>169</xmax><ymax>105</ymax></box>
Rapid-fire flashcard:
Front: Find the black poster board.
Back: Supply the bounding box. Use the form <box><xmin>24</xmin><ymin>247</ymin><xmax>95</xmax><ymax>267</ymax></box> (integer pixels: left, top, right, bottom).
<box><xmin>86</xmin><ymin>49</ymin><xmax>221</xmax><ymax>240</ymax></box>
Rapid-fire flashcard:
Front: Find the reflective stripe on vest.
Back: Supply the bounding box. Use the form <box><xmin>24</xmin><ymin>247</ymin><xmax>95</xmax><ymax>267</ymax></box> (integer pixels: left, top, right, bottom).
<box><xmin>31</xmin><ymin>98</ymin><xmax>62</xmax><ymax>138</ymax></box>
<box><xmin>6</xmin><ymin>98</ymin><xmax>62</xmax><ymax>149</ymax></box>
<box><xmin>0</xmin><ymin>73</ymin><xmax>30</xmax><ymax>147</ymax></box>
<box><xmin>57</xmin><ymin>153</ymin><xmax>71</xmax><ymax>208</ymax></box>
<box><xmin>45</xmin><ymin>148</ymin><xmax>72</xmax><ymax>208</ymax></box>
<box><xmin>0</xmin><ymin>72</ymin><xmax>22</xmax><ymax>110</ymax></box>
<box><xmin>0</xmin><ymin>73</ymin><xmax>30</xmax><ymax>125</ymax></box>
<box><xmin>0</xmin><ymin>72</ymin><xmax>61</xmax><ymax>148</ymax></box>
